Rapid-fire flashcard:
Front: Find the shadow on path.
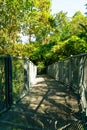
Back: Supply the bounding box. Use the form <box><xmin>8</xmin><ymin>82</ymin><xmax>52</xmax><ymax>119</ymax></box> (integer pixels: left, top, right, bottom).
<box><xmin>0</xmin><ymin>75</ymin><xmax>83</xmax><ymax>130</ymax></box>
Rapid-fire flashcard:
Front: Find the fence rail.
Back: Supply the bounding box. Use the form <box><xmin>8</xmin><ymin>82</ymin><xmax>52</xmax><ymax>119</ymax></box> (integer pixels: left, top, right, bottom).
<box><xmin>47</xmin><ymin>53</ymin><xmax>87</xmax><ymax>117</ymax></box>
<box><xmin>0</xmin><ymin>55</ymin><xmax>37</xmax><ymax>113</ymax></box>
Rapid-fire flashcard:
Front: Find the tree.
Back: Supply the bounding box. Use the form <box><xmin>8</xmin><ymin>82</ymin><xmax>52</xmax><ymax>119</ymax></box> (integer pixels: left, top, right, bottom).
<box><xmin>51</xmin><ymin>11</ymin><xmax>70</xmax><ymax>41</ymax></box>
<box><xmin>62</xmin><ymin>36</ymin><xmax>87</xmax><ymax>57</ymax></box>
<box><xmin>71</xmin><ymin>11</ymin><xmax>84</xmax><ymax>34</ymax></box>
<box><xmin>22</xmin><ymin>0</ymin><xmax>52</xmax><ymax>43</ymax></box>
<box><xmin>0</xmin><ymin>0</ymin><xmax>25</xmax><ymax>44</ymax></box>
<box><xmin>69</xmin><ymin>11</ymin><xmax>87</xmax><ymax>40</ymax></box>
<box><xmin>54</xmin><ymin>11</ymin><xmax>68</xmax><ymax>32</ymax></box>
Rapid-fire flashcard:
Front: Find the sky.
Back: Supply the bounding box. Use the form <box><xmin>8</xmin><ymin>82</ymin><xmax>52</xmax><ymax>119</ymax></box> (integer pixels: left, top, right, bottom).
<box><xmin>51</xmin><ymin>0</ymin><xmax>86</xmax><ymax>17</ymax></box>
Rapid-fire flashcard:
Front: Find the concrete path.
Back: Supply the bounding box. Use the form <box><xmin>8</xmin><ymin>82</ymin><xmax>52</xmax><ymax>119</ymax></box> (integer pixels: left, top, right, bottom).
<box><xmin>0</xmin><ymin>75</ymin><xmax>83</xmax><ymax>130</ymax></box>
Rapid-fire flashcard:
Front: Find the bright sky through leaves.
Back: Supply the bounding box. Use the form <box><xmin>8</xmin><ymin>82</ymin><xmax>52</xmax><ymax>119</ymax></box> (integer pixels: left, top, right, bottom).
<box><xmin>51</xmin><ymin>0</ymin><xmax>86</xmax><ymax>17</ymax></box>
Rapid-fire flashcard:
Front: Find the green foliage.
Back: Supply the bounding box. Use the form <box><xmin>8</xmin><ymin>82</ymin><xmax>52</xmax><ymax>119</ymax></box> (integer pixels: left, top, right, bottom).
<box><xmin>0</xmin><ymin>0</ymin><xmax>23</xmax><ymax>43</ymax></box>
<box><xmin>12</xmin><ymin>58</ymin><xmax>25</xmax><ymax>102</ymax></box>
<box><xmin>62</xmin><ymin>36</ymin><xmax>87</xmax><ymax>56</ymax></box>
<box><xmin>0</xmin><ymin>0</ymin><xmax>87</xmax><ymax>68</ymax></box>
<box><xmin>70</xmin><ymin>11</ymin><xmax>87</xmax><ymax>39</ymax></box>
<box><xmin>22</xmin><ymin>0</ymin><xmax>51</xmax><ymax>43</ymax></box>
<box><xmin>60</xmin><ymin>22</ymin><xmax>72</xmax><ymax>41</ymax></box>
<box><xmin>37</xmin><ymin>61</ymin><xmax>45</xmax><ymax>69</ymax></box>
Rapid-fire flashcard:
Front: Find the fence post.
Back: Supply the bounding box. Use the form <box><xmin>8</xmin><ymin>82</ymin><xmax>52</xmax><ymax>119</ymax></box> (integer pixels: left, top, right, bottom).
<box><xmin>5</xmin><ymin>55</ymin><xmax>12</xmax><ymax>108</ymax></box>
<box><xmin>24</xmin><ymin>58</ymin><xmax>29</xmax><ymax>92</ymax></box>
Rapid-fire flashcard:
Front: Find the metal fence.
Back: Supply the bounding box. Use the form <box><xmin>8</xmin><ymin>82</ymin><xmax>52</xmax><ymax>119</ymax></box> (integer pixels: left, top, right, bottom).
<box><xmin>47</xmin><ymin>53</ymin><xmax>87</xmax><ymax>117</ymax></box>
<box><xmin>0</xmin><ymin>57</ymin><xmax>6</xmax><ymax>112</ymax></box>
<box><xmin>0</xmin><ymin>55</ymin><xmax>37</xmax><ymax>112</ymax></box>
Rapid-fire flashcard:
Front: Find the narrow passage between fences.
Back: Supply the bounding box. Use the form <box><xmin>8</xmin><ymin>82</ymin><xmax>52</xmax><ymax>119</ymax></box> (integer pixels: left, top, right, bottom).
<box><xmin>0</xmin><ymin>75</ymin><xmax>84</xmax><ymax>130</ymax></box>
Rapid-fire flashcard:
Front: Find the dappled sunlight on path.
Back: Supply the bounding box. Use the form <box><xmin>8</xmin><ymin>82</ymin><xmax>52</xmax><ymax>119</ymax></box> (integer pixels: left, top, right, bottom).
<box><xmin>0</xmin><ymin>75</ymin><xmax>83</xmax><ymax>130</ymax></box>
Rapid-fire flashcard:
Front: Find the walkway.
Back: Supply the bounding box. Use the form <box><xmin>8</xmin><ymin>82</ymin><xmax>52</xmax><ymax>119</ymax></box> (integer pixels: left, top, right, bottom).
<box><xmin>0</xmin><ymin>75</ymin><xmax>83</xmax><ymax>130</ymax></box>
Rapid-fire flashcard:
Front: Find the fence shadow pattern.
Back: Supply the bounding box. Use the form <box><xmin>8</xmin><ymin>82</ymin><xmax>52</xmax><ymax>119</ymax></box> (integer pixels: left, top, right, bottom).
<box><xmin>0</xmin><ymin>56</ymin><xmax>37</xmax><ymax>113</ymax></box>
<box><xmin>0</xmin><ymin>75</ymin><xmax>85</xmax><ymax>130</ymax></box>
<box><xmin>47</xmin><ymin>53</ymin><xmax>87</xmax><ymax>116</ymax></box>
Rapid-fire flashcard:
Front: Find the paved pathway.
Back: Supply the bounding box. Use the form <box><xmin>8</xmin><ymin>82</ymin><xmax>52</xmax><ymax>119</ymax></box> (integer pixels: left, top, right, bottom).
<box><xmin>0</xmin><ymin>75</ymin><xmax>83</xmax><ymax>130</ymax></box>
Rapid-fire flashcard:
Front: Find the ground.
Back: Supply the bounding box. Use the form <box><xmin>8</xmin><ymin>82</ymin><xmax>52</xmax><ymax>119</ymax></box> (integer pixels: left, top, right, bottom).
<box><xmin>0</xmin><ymin>75</ymin><xmax>84</xmax><ymax>130</ymax></box>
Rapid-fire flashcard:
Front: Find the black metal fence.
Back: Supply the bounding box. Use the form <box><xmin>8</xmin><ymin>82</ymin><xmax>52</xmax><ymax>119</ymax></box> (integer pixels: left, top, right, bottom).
<box><xmin>47</xmin><ymin>53</ymin><xmax>87</xmax><ymax>117</ymax></box>
<box><xmin>0</xmin><ymin>57</ymin><xmax>6</xmax><ymax>112</ymax></box>
<box><xmin>0</xmin><ymin>56</ymin><xmax>37</xmax><ymax>113</ymax></box>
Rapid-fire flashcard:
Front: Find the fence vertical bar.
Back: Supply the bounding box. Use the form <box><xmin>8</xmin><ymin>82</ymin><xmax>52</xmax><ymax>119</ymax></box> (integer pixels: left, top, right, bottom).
<box><xmin>24</xmin><ymin>58</ymin><xmax>29</xmax><ymax>92</ymax></box>
<box><xmin>5</xmin><ymin>55</ymin><xmax>12</xmax><ymax>109</ymax></box>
